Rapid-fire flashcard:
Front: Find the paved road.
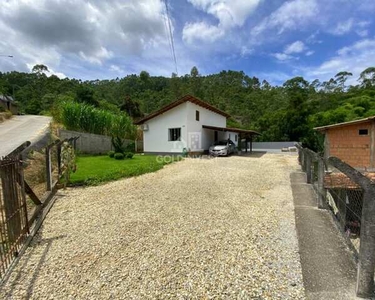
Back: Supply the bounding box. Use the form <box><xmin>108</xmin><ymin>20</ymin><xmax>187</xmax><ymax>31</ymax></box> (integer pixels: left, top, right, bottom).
<box><xmin>0</xmin><ymin>115</ymin><xmax>52</xmax><ymax>157</ymax></box>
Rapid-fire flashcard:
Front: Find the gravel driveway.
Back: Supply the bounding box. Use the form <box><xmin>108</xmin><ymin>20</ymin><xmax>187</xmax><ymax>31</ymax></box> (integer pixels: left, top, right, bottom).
<box><xmin>1</xmin><ymin>154</ymin><xmax>304</xmax><ymax>299</ymax></box>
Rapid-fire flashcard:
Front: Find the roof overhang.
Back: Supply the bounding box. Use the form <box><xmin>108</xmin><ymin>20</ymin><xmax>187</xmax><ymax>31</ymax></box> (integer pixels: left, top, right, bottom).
<box><xmin>314</xmin><ymin>116</ymin><xmax>375</xmax><ymax>132</ymax></box>
<box><xmin>202</xmin><ymin>125</ymin><xmax>260</xmax><ymax>136</ymax></box>
<box><xmin>134</xmin><ymin>95</ymin><xmax>230</xmax><ymax>125</ymax></box>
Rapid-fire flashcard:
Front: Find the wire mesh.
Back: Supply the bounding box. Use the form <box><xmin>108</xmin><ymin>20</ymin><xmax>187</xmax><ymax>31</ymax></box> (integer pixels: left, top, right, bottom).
<box><xmin>326</xmin><ymin>169</ymin><xmax>363</xmax><ymax>254</ymax></box>
<box><xmin>297</xmin><ymin>145</ymin><xmax>364</xmax><ymax>254</ymax></box>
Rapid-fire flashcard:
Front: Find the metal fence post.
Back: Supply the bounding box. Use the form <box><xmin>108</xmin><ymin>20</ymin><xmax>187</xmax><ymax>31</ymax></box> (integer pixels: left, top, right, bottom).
<box><xmin>301</xmin><ymin>150</ymin><xmax>306</xmax><ymax>172</ymax></box>
<box><xmin>45</xmin><ymin>147</ymin><xmax>52</xmax><ymax>191</ymax></box>
<box><xmin>57</xmin><ymin>143</ymin><xmax>62</xmax><ymax>176</ymax></box>
<box><xmin>356</xmin><ymin>184</ymin><xmax>375</xmax><ymax>298</ymax></box>
<box><xmin>317</xmin><ymin>157</ymin><xmax>327</xmax><ymax>209</ymax></box>
<box><xmin>306</xmin><ymin>152</ymin><xmax>312</xmax><ymax>184</ymax></box>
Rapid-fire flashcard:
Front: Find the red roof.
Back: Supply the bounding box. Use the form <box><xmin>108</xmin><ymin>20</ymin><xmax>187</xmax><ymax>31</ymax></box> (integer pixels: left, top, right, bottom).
<box><xmin>324</xmin><ymin>172</ymin><xmax>375</xmax><ymax>189</ymax></box>
<box><xmin>134</xmin><ymin>95</ymin><xmax>231</xmax><ymax>125</ymax></box>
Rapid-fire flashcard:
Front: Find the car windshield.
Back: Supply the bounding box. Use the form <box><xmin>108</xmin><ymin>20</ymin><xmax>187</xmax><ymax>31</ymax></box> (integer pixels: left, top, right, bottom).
<box><xmin>214</xmin><ymin>140</ymin><xmax>228</xmax><ymax>146</ymax></box>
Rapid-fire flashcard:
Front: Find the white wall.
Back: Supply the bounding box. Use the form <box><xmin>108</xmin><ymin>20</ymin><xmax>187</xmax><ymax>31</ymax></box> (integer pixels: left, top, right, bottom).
<box><xmin>223</xmin><ymin>131</ymin><xmax>239</xmax><ymax>146</ymax></box>
<box><xmin>142</xmin><ymin>101</ymin><xmax>230</xmax><ymax>153</ymax></box>
<box><xmin>185</xmin><ymin>101</ymin><xmax>226</xmax><ymax>151</ymax></box>
<box><xmin>143</xmin><ymin>102</ymin><xmax>188</xmax><ymax>153</ymax></box>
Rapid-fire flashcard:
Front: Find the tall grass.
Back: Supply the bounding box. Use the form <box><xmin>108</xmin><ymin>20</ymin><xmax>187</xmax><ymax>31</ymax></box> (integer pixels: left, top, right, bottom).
<box><xmin>58</xmin><ymin>101</ymin><xmax>136</xmax><ymax>139</ymax></box>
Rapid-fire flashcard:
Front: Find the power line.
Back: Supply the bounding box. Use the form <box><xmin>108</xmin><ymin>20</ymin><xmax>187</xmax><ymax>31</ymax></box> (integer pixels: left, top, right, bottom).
<box><xmin>163</xmin><ymin>0</ymin><xmax>178</xmax><ymax>75</ymax></box>
<box><xmin>162</xmin><ymin>6</ymin><xmax>174</xmax><ymax>69</ymax></box>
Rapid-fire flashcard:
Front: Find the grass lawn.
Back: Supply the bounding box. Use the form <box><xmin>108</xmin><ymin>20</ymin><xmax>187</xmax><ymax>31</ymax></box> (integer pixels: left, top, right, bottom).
<box><xmin>70</xmin><ymin>154</ymin><xmax>181</xmax><ymax>185</ymax></box>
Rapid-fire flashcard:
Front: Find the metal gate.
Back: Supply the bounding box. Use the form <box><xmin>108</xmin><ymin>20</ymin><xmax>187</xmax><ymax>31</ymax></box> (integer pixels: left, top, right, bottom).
<box><xmin>0</xmin><ymin>157</ymin><xmax>29</xmax><ymax>278</ymax></box>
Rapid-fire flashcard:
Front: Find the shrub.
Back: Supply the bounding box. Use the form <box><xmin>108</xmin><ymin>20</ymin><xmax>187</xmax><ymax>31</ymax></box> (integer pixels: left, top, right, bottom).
<box><xmin>114</xmin><ymin>153</ymin><xmax>124</xmax><ymax>160</ymax></box>
<box><xmin>111</xmin><ymin>136</ymin><xmax>125</xmax><ymax>153</ymax></box>
<box><xmin>124</xmin><ymin>152</ymin><xmax>134</xmax><ymax>159</ymax></box>
<box><xmin>108</xmin><ymin>151</ymin><xmax>115</xmax><ymax>158</ymax></box>
<box><xmin>124</xmin><ymin>142</ymin><xmax>135</xmax><ymax>153</ymax></box>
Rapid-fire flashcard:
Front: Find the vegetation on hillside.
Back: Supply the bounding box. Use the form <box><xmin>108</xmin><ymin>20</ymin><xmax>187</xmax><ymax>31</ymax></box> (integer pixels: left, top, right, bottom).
<box><xmin>1</xmin><ymin>65</ymin><xmax>375</xmax><ymax>150</ymax></box>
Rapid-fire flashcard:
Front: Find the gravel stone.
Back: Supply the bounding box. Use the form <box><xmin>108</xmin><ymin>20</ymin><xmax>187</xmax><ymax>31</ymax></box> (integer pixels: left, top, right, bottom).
<box><xmin>1</xmin><ymin>154</ymin><xmax>305</xmax><ymax>299</ymax></box>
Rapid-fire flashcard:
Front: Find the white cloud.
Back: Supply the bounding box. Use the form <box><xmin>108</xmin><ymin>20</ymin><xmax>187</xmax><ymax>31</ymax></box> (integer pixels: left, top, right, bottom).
<box><xmin>187</xmin><ymin>0</ymin><xmax>261</xmax><ymax>28</ymax></box>
<box><xmin>252</xmin><ymin>0</ymin><xmax>318</xmax><ymax>37</ymax></box>
<box><xmin>284</xmin><ymin>41</ymin><xmax>306</xmax><ymax>54</ymax></box>
<box><xmin>356</xmin><ymin>29</ymin><xmax>369</xmax><ymax>37</ymax></box>
<box><xmin>0</xmin><ymin>0</ymin><xmax>171</xmax><ymax>76</ymax></box>
<box><xmin>306</xmin><ymin>31</ymin><xmax>322</xmax><ymax>44</ymax></box>
<box><xmin>329</xmin><ymin>18</ymin><xmax>371</xmax><ymax>37</ymax></box>
<box><xmin>305</xmin><ymin>50</ymin><xmax>315</xmax><ymax>56</ymax></box>
<box><xmin>240</xmin><ymin>46</ymin><xmax>253</xmax><ymax>57</ymax></box>
<box><xmin>330</xmin><ymin>18</ymin><xmax>354</xmax><ymax>35</ymax></box>
<box><xmin>305</xmin><ymin>38</ymin><xmax>375</xmax><ymax>84</ymax></box>
<box><xmin>182</xmin><ymin>22</ymin><xmax>224</xmax><ymax>44</ymax></box>
<box><xmin>110</xmin><ymin>65</ymin><xmax>123</xmax><ymax>73</ymax></box>
<box><xmin>183</xmin><ymin>0</ymin><xmax>261</xmax><ymax>45</ymax></box>
<box><xmin>79</xmin><ymin>47</ymin><xmax>113</xmax><ymax>65</ymax></box>
<box><xmin>272</xmin><ymin>53</ymin><xmax>293</xmax><ymax>61</ymax></box>
<box><xmin>272</xmin><ymin>40</ymin><xmax>308</xmax><ymax>61</ymax></box>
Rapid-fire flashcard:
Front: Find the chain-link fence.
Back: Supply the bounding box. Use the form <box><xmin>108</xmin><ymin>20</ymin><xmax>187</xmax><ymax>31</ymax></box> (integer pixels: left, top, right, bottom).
<box><xmin>297</xmin><ymin>145</ymin><xmax>363</xmax><ymax>253</ymax></box>
<box><xmin>297</xmin><ymin>144</ymin><xmax>375</xmax><ymax>297</ymax></box>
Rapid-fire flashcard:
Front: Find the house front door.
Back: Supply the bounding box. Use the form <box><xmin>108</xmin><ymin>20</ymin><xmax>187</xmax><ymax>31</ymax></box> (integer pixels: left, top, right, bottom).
<box><xmin>188</xmin><ymin>132</ymin><xmax>201</xmax><ymax>151</ymax></box>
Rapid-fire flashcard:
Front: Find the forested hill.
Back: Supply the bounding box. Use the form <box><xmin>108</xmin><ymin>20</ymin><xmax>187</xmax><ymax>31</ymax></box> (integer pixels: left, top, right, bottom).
<box><xmin>1</xmin><ymin>65</ymin><xmax>375</xmax><ymax>149</ymax></box>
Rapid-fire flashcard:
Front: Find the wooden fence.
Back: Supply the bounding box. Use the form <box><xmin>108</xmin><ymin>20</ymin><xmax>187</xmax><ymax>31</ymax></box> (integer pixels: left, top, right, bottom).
<box><xmin>0</xmin><ymin>137</ymin><xmax>78</xmax><ymax>282</ymax></box>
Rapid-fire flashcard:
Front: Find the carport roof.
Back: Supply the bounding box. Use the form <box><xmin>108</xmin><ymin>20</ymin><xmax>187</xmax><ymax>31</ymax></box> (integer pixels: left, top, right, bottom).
<box><xmin>202</xmin><ymin>125</ymin><xmax>260</xmax><ymax>135</ymax></box>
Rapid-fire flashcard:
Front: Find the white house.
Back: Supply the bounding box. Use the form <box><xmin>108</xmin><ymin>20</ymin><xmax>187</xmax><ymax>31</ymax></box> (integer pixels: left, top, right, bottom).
<box><xmin>134</xmin><ymin>95</ymin><xmax>259</xmax><ymax>154</ymax></box>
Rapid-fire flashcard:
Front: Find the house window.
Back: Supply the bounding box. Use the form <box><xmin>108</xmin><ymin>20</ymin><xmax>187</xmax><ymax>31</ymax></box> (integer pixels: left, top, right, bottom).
<box><xmin>169</xmin><ymin>128</ymin><xmax>181</xmax><ymax>141</ymax></box>
<box><xmin>196</xmin><ymin>110</ymin><xmax>200</xmax><ymax>121</ymax></box>
<box><xmin>359</xmin><ymin>129</ymin><xmax>369</xmax><ymax>136</ymax></box>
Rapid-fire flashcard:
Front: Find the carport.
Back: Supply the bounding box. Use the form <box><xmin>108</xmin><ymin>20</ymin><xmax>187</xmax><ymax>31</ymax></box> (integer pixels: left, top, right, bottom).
<box><xmin>202</xmin><ymin>125</ymin><xmax>260</xmax><ymax>153</ymax></box>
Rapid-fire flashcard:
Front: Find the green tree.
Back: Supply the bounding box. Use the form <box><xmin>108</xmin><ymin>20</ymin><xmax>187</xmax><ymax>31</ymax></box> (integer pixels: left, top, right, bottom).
<box><xmin>76</xmin><ymin>85</ymin><xmax>98</xmax><ymax>106</ymax></box>
<box><xmin>334</xmin><ymin>71</ymin><xmax>353</xmax><ymax>91</ymax></box>
<box><xmin>32</xmin><ymin>64</ymin><xmax>49</xmax><ymax>74</ymax></box>
<box><xmin>360</xmin><ymin>67</ymin><xmax>375</xmax><ymax>87</ymax></box>
<box><xmin>189</xmin><ymin>66</ymin><xmax>202</xmax><ymax>98</ymax></box>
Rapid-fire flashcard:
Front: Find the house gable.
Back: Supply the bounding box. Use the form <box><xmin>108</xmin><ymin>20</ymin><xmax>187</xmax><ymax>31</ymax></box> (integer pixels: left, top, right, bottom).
<box><xmin>134</xmin><ymin>95</ymin><xmax>230</xmax><ymax>125</ymax></box>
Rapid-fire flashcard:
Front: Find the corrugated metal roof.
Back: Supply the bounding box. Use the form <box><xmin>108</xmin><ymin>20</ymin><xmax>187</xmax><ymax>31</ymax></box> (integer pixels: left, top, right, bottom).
<box><xmin>0</xmin><ymin>95</ymin><xmax>14</xmax><ymax>102</ymax></box>
<box><xmin>314</xmin><ymin>116</ymin><xmax>375</xmax><ymax>131</ymax></box>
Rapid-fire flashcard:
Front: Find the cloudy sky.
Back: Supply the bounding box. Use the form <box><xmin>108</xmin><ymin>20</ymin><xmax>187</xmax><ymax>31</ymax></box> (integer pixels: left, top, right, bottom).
<box><xmin>0</xmin><ymin>0</ymin><xmax>375</xmax><ymax>84</ymax></box>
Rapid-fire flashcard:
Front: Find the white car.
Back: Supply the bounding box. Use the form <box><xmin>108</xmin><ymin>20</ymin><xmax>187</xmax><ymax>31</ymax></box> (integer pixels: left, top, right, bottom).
<box><xmin>209</xmin><ymin>140</ymin><xmax>236</xmax><ymax>156</ymax></box>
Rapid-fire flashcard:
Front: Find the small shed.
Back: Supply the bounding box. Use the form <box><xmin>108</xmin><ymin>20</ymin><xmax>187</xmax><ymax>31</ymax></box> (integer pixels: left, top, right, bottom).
<box><xmin>0</xmin><ymin>95</ymin><xmax>18</xmax><ymax>114</ymax></box>
<box><xmin>315</xmin><ymin>116</ymin><xmax>375</xmax><ymax>170</ymax></box>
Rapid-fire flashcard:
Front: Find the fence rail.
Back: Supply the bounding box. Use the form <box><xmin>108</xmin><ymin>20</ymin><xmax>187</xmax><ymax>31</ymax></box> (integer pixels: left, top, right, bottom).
<box><xmin>0</xmin><ymin>137</ymin><xmax>78</xmax><ymax>282</ymax></box>
<box><xmin>297</xmin><ymin>144</ymin><xmax>375</xmax><ymax>298</ymax></box>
